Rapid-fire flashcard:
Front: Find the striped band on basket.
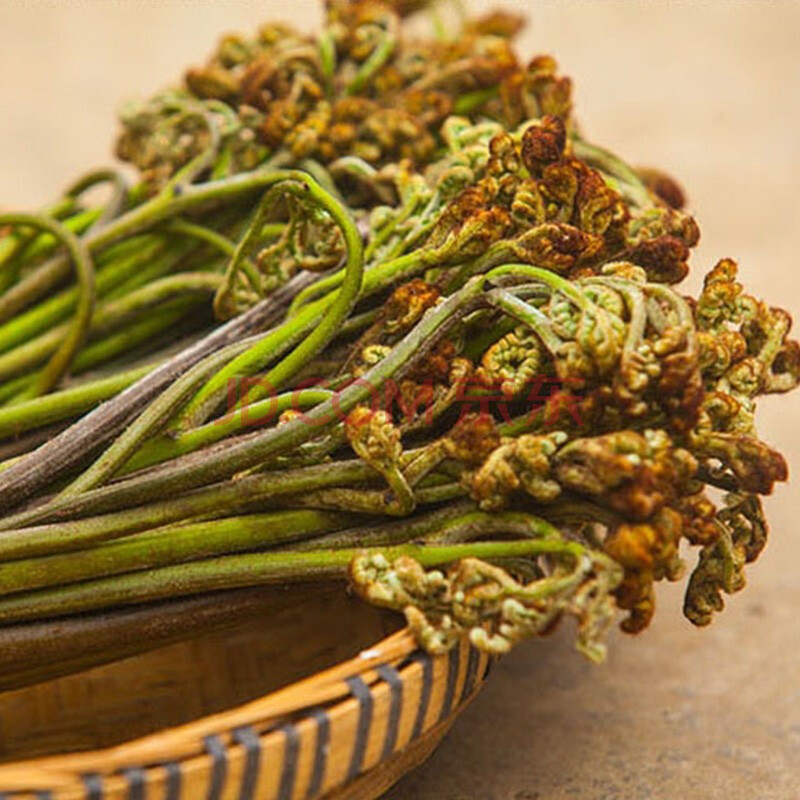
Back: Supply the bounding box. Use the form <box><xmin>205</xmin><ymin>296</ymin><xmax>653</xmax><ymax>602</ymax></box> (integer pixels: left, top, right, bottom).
<box><xmin>0</xmin><ymin>636</ymin><xmax>491</xmax><ymax>800</ymax></box>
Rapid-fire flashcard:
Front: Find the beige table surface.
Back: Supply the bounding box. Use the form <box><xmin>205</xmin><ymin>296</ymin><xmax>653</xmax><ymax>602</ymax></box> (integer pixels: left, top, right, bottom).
<box><xmin>1</xmin><ymin>2</ymin><xmax>799</xmax><ymax>798</ymax></box>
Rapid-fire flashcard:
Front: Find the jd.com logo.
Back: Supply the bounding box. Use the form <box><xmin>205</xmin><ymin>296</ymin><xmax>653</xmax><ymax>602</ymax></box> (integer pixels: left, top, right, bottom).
<box><xmin>220</xmin><ymin>375</ymin><xmax>584</xmax><ymax>428</ymax></box>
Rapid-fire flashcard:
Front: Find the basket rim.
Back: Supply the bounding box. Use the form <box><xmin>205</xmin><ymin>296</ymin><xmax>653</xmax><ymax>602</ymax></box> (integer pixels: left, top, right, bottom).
<box><xmin>0</xmin><ymin>628</ymin><xmax>424</xmax><ymax>789</ymax></box>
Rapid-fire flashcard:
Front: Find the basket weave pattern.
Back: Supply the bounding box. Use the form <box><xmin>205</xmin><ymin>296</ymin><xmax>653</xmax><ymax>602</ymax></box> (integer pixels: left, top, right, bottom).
<box><xmin>0</xmin><ymin>631</ymin><xmax>491</xmax><ymax>799</ymax></box>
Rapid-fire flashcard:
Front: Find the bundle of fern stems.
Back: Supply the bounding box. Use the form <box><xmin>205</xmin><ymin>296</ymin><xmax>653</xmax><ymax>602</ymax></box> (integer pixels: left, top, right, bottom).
<box><xmin>0</xmin><ymin>0</ymin><xmax>797</xmax><ymax>685</ymax></box>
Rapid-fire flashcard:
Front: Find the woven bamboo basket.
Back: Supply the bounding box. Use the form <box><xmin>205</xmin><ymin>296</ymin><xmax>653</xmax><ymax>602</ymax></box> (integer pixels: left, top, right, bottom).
<box><xmin>0</xmin><ymin>584</ymin><xmax>491</xmax><ymax>799</ymax></box>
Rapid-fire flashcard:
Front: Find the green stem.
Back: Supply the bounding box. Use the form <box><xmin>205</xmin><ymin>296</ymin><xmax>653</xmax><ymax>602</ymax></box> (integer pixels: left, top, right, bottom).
<box><xmin>2</xmin><ymin>267</ymin><xmax>544</xmax><ymax>526</ymax></box>
<box><xmin>290</xmin><ymin>504</ymin><xmax>559</xmax><ymax>550</ymax></box>
<box><xmin>364</xmin><ymin>194</ymin><xmax>423</xmax><ymax>263</ymax></box>
<box><xmin>179</xmin><ymin>173</ymin><xmax>364</xmax><ymax>426</ymax></box>
<box><xmin>0</xmin><ymin>166</ymin><xmax>129</xmax><ymax>296</ymax></box>
<box><xmin>0</xmin><ymin>375</ymin><xmax>34</xmax><ymax>405</ymax></box>
<box><xmin>162</xmin><ymin>217</ymin><xmax>240</xmax><ymax>258</ymax></box>
<box><xmin>122</xmin><ymin>388</ymin><xmax>334</xmax><ymax>473</ymax></box>
<box><xmin>289</xmin><ymin>502</ymin><xmax>474</xmax><ymax>550</ymax></box>
<box><xmin>59</xmin><ymin>276</ymin><xmax>486</xmax><ymax>507</ymax></box>
<box><xmin>9</xmin><ymin>270</ymin><xmax>526</xmax><ymax>522</ymax></box>
<box><xmin>0</xmin><ymin>363</ymin><xmax>155</xmax><ymax>440</ymax></box>
<box><xmin>319</xmin><ymin>28</ymin><xmax>337</xmax><ymax>96</ymax></box>
<box><xmin>287</xmin><ymin>250</ymin><xmax>427</xmax><ymax>317</ymax></box>
<box><xmin>0</xmin><ymin>273</ymin><xmax>219</xmax><ymax>383</ymax></box>
<box><xmin>0</xmin><ymin>167</ymin><xmax>329</xmax><ymax>322</ymax></box>
<box><xmin>0</xmin><ymin>458</ymin><xmax>380</xmax><ymax>554</ymax></box>
<box><xmin>57</xmin><ymin>333</ymin><xmax>257</xmax><ymax>496</ymax></box>
<box><xmin>422</xmin><ymin>509</ymin><xmax>563</xmax><ymax>544</ymax></box>
<box><xmin>0</xmin><ymin>214</ymin><xmax>96</xmax><ymax>402</ymax></box>
<box><xmin>62</xmin><ymin>168</ymin><xmax>130</xmax><ymax>231</ymax></box>
<box><xmin>0</xmin><ymin>297</ymin><xmax>206</xmax><ymax>403</ymax></box>
<box><xmin>0</xmin><ymin>302</ymin><xmax>198</xmax><ymax>403</ymax></box>
<box><xmin>0</xmin><ymin>269</ymin><xmax>316</xmax><ymax>513</ymax></box>
<box><xmin>0</xmin><ymin>539</ymin><xmax>581</xmax><ymax>623</ymax></box>
<box><xmin>453</xmin><ymin>85</ymin><xmax>500</xmax><ymax>114</ymax></box>
<box><xmin>345</xmin><ymin>20</ymin><xmax>398</xmax><ymax>95</ymax></box>
<box><xmin>488</xmin><ymin>287</ymin><xmax>564</xmax><ymax>353</ymax></box>
<box><xmin>489</xmin><ymin>263</ymin><xmax>606</xmax><ymax>316</ymax></box>
<box><xmin>0</xmin><ymin>207</ymin><xmax>100</xmax><ymax>294</ymax></box>
<box><xmin>69</xmin><ymin>297</ymin><xmax>203</xmax><ymax>373</ymax></box>
<box><xmin>0</xmin><ymin>509</ymin><xmax>355</xmax><ymax>598</ymax></box>
<box><xmin>0</xmin><ymin>234</ymin><xmax>169</xmax><ymax>355</ymax></box>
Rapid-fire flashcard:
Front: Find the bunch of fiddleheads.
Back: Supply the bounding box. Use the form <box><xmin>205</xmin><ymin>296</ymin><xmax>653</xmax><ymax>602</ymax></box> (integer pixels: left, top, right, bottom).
<box><xmin>0</xmin><ymin>0</ymin><xmax>797</xmax><ymax>684</ymax></box>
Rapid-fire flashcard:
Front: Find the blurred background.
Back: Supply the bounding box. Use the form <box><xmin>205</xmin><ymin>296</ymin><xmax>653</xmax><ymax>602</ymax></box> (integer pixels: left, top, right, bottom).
<box><xmin>1</xmin><ymin>1</ymin><xmax>799</xmax><ymax>797</ymax></box>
